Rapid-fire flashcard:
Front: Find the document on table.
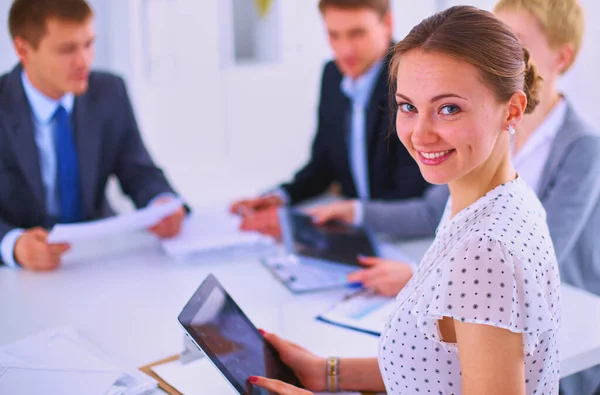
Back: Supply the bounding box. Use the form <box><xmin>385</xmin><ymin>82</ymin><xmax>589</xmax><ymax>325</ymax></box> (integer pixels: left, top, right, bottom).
<box><xmin>160</xmin><ymin>207</ymin><xmax>273</xmax><ymax>258</ymax></box>
<box><xmin>151</xmin><ymin>357</ymin><xmax>361</xmax><ymax>395</ymax></box>
<box><xmin>48</xmin><ymin>198</ymin><xmax>184</xmax><ymax>243</ymax></box>
<box><xmin>152</xmin><ymin>357</ymin><xmax>233</xmax><ymax>394</ymax></box>
<box><xmin>0</xmin><ymin>327</ymin><xmax>156</xmax><ymax>395</ymax></box>
<box><xmin>317</xmin><ymin>290</ymin><xmax>397</xmax><ymax>336</ymax></box>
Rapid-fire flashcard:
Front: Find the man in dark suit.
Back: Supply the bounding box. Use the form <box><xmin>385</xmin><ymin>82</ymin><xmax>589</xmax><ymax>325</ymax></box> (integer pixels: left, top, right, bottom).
<box><xmin>0</xmin><ymin>0</ymin><xmax>185</xmax><ymax>271</ymax></box>
<box><xmin>230</xmin><ymin>0</ymin><xmax>428</xmax><ymax>237</ymax></box>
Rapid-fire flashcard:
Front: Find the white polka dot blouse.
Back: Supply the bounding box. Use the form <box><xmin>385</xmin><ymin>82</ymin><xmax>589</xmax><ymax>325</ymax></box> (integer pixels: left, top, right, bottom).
<box><xmin>379</xmin><ymin>177</ymin><xmax>561</xmax><ymax>395</ymax></box>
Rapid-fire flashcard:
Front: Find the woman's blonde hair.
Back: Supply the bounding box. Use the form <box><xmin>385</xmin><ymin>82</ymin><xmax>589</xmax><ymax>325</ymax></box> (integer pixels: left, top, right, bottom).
<box><xmin>493</xmin><ymin>0</ymin><xmax>585</xmax><ymax>73</ymax></box>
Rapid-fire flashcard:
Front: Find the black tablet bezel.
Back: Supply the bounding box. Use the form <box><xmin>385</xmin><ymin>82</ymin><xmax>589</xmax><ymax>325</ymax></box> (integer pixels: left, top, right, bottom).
<box><xmin>178</xmin><ymin>274</ymin><xmax>303</xmax><ymax>394</ymax></box>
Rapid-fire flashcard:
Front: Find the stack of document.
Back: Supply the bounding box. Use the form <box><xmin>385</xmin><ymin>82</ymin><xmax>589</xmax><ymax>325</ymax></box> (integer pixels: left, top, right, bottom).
<box><xmin>317</xmin><ymin>290</ymin><xmax>397</xmax><ymax>336</ymax></box>
<box><xmin>0</xmin><ymin>327</ymin><xmax>156</xmax><ymax>395</ymax></box>
<box><xmin>161</xmin><ymin>208</ymin><xmax>273</xmax><ymax>258</ymax></box>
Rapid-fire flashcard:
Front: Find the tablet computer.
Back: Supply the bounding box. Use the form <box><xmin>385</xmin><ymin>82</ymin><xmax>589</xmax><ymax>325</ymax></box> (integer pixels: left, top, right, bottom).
<box><xmin>279</xmin><ymin>207</ymin><xmax>380</xmax><ymax>269</ymax></box>
<box><xmin>178</xmin><ymin>274</ymin><xmax>303</xmax><ymax>395</ymax></box>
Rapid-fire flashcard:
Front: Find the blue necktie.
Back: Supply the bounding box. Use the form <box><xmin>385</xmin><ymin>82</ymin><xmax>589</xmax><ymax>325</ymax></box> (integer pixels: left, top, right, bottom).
<box><xmin>54</xmin><ymin>105</ymin><xmax>83</xmax><ymax>223</ymax></box>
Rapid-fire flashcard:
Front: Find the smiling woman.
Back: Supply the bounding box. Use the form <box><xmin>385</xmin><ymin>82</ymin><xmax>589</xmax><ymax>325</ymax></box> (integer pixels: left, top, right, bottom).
<box><xmin>246</xmin><ymin>5</ymin><xmax>561</xmax><ymax>395</ymax></box>
<box><xmin>377</xmin><ymin>7</ymin><xmax>559</xmax><ymax>395</ymax></box>
<box><xmin>389</xmin><ymin>11</ymin><xmax>542</xmax><ymax>196</ymax></box>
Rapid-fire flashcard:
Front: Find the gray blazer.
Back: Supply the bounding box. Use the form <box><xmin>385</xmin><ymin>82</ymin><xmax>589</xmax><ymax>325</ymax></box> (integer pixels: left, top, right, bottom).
<box><xmin>363</xmin><ymin>104</ymin><xmax>600</xmax><ymax>395</ymax></box>
<box><xmin>0</xmin><ymin>65</ymin><xmax>180</xmax><ymax>265</ymax></box>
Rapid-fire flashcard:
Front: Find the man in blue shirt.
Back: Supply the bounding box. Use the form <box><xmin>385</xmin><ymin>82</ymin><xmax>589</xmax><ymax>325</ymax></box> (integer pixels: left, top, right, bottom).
<box><xmin>230</xmin><ymin>0</ymin><xmax>428</xmax><ymax>238</ymax></box>
<box><xmin>0</xmin><ymin>0</ymin><xmax>186</xmax><ymax>271</ymax></box>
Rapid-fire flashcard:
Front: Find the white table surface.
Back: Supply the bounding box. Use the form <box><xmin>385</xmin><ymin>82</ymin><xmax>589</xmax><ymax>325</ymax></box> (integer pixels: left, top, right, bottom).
<box><xmin>1</xmin><ymin>231</ymin><xmax>599</xmax><ymax>393</ymax></box>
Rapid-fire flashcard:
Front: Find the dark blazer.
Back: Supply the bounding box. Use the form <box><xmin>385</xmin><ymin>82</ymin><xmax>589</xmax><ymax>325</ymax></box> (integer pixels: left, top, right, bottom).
<box><xmin>280</xmin><ymin>53</ymin><xmax>429</xmax><ymax>204</ymax></box>
<box><xmin>0</xmin><ymin>65</ymin><xmax>180</xmax><ymax>264</ymax></box>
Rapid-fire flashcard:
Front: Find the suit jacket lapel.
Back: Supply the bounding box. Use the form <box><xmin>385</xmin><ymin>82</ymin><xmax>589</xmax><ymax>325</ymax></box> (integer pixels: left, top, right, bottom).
<box><xmin>73</xmin><ymin>91</ymin><xmax>102</xmax><ymax>218</ymax></box>
<box><xmin>365</xmin><ymin>63</ymin><xmax>389</xmax><ymax>151</ymax></box>
<box><xmin>366</xmin><ymin>45</ymin><xmax>395</xmax><ymax>155</ymax></box>
<box><xmin>3</xmin><ymin>65</ymin><xmax>45</xmax><ymax>210</ymax></box>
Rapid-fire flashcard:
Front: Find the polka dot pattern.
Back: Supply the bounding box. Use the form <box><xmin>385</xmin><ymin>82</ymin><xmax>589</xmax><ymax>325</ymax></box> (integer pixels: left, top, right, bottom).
<box><xmin>378</xmin><ymin>178</ymin><xmax>561</xmax><ymax>395</ymax></box>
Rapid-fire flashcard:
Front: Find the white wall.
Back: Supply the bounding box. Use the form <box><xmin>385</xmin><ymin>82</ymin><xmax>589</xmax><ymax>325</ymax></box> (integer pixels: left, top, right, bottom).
<box><xmin>125</xmin><ymin>0</ymin><xmax>321</xmax><ymax>208</ymax></box>
<box><xmin>0</xmin><ymin>0</ymin><xmax>17</xmax><ymax>72</ymax></box>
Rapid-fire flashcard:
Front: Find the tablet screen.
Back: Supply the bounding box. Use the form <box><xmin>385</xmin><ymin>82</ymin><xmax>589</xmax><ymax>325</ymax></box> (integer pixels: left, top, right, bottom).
<box><xmin>288</xmin><ymin>211</ymin><xmax>377</xmax><ymax>266</ymax></box>
<box><xmin>178</xmin><ymin>275</ymin><xmax>302</xmax><ymax>395</ymax></box>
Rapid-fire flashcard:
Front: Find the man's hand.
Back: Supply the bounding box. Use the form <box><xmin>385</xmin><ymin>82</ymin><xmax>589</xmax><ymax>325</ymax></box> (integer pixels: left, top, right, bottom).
<box><xmin>14</xmin><ymin>227</ymin><xmax>70</xmax><ymax>271</ymax></box>
<box><xmin>148</xmin><ymin>198</ymin><xmax>186</xmax><ymax>239</ymax></box>
<box><xmin>230</xmin><ymin>195</ymin><xmax>283</xmax><ymax>216</ymax></box>
<box><xmin>239</xmin><ymin>206</ymin><xmax>282</xmax><ymax>240</ymax></box>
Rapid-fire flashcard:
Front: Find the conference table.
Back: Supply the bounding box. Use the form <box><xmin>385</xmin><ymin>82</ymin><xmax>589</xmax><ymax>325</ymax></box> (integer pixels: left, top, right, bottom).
<box><xmin>1</xmin><ymin>228</ymin><xmax>600</xmax><ymax>394</ymax></box>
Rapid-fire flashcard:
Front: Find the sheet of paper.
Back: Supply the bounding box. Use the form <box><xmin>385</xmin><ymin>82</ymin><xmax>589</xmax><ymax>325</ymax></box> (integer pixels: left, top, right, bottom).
<box><xmin>151</xmin><ymin>357</ymin><xmax>360</xmax><ymax>395</ymax></box>
<box><xmin>317</xmin><ymin>291</ymin><xmax>397</xmax><ymax>336</ymax></box>
<box><xmin>161</xmin><ymin>207</ymin><xmax>273</xmax><ymax>258</ymax></box>
<box><xmin>0</xmin><ymin>327</ymin><xmax>156</xmax><ymax>395</ymax></box>
<box><xmin>152</xmin><ymin>358</ymin><xmax>235</xmax><ymax>395</ymax></box>
<box><xmin>48</xmin><ymin>198</ymin><xmax>183</xmax><ymax>243</ymax></box>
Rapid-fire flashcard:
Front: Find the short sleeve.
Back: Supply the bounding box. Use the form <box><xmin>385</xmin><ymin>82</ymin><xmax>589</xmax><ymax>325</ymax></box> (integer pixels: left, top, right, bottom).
<box><xmin>410</xmin><ymin>235</ymin><xmax>557</xmax><ymax>356</ymax></box>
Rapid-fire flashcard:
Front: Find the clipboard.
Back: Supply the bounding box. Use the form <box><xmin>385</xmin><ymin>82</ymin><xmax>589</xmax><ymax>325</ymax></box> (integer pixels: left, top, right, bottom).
<box><xmin>139</xmin><ymin>336</ymin><xmax>380</xmax><ymax>395</ymax></box>
<box><xmin>139</xmin><ymin>354</ymin><xmax>182</xmax><ymax>395</ymax></box>
<box><xmin>140</xmin><ymin>354</ymin><xmax>380</xmax><ymax>395</ymax></box>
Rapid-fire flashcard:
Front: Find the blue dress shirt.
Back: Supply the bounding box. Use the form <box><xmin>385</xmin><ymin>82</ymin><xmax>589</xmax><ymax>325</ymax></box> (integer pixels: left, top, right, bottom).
<box><xmin>340</xmin><ymin>60</ymin><xmax>383</xmax><ymax>200</ymax></box>
<box><xmin>0</xmin><ymin>72</ymin><xmax>75</xmax><ymax>268</ymax></box>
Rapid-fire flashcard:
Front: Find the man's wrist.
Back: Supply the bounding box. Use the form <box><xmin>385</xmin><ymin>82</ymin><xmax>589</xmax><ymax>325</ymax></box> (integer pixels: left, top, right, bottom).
<box><xmin>0</xmin><ymin>228</ymin><xmax>25</xmax><ymax>269</ymax></box>
<box><xmin>263</xmin><ymin>188</ymin><xmax>289</xmax><ymax>206</ymax></box>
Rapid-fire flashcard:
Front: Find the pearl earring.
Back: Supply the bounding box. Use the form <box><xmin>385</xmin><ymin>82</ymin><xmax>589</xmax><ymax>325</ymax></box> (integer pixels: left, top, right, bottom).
<box><xmin>508</xmin><ymin>125</ymin><xmax>516</xmax><ymax>136</ymax></box>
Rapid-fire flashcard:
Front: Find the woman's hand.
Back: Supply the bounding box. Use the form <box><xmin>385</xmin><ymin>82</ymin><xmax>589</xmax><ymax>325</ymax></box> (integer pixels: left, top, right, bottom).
<box><xmin>259</xmin><ymin>330</ymin><xmax>327</xmax><ymax>392</ymax></box>
<box><xmin>249</xmin><ymin>376</ymin><xmax>314</xmax><ymax>395</ymax></box>
<box><xmin>348</xmin><ymin>257</ymin><xmax>414</xmax><ymax>297</ymax></box>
